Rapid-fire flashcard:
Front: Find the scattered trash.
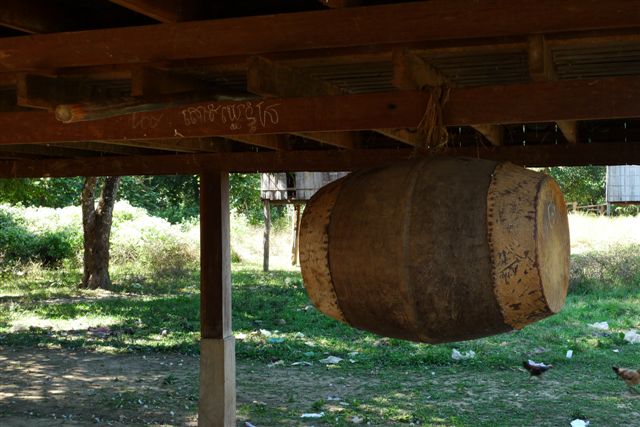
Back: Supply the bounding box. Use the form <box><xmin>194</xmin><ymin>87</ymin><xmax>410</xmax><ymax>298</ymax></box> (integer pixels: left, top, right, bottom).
<box><xmin>589</xmin><ymin>321</ymin><xmax>609</xmax><ymax>331</ymax></box>
<box><xmin>350</xmin><ymin>415</ymin><xmax>364</xmax><ymax>424</ymax></box>
<box><xmin>267</xmin><ymin>337</ymin><xmax>285</xmax><ymax>344</ymax></box>
<box><xmin>245</xmin><ymin>422</ymin><xmax>257</xmax><ymax>427</ymax></box>
<box><xmin>451</xmin><ymin>349</ymin><xmax>476</xmax><ymax>360</ymax></box>
<box><xmin>161</xmin><ymin>329</ymin><xmax>168</xmax><ymax>336</ymax></box>
<box><xmin>327</xmin><ymin>395</ymin><xmax>341</xmax><ymax>401</ymax></box>
<box><xmin>348</xmin><ymin>351</ymin><xmax>359</xmax><ymax>357</ymax></box>
<box><xmin>236</xmin><ymin>332</ymin><xmax>247</xmax><ymax>340</ymax></box>
<box><xmin>566</xmin><ymin>350</ymin><xmax>573</xmax><ymax>359</ymax></box>
<box><xmin>349</xmin><ymin>359</ymin><xmax>357</xmax><ymax>364</ymax></box>
<box><xmin>613</xmin><ymin>349</ymin><xmax>620</xmax><ymax>353</ymax></box>
<box><xmin>570</xmin><ymin>419</ymin><xmax>590</xmax><ymax>427</ymax></box>
<box><xmin>291</xmin><ymin>361</ymin><xmax>313</xmax><ymax>367</ymax></box>
<box><xmin>624</xmin><ymin>330</ymin><xmax>640</xmax><ymax>344</ymax></box>
<box><xmin>259</xmin><ymin>329</ymin><xmax>272</xmax><ymax>337</ymax></box>
<box><xmin>267</xmin><ymin>360</ymin><xmax>284</xmax><ymax>368</ymax></box>
<box><xmin>319</xmin><ymin>356</ymin><xmax>343</xmax><ymax>365</ymax></box>
<box><xmin>293</xmin><ymin>332</ymin><xmax>305</xmax><ymax>339</ymax></box>
<box><xmin>301</xmin><ymin>412</ymin><xmax>325</xmax><ymax>419</ymax></box>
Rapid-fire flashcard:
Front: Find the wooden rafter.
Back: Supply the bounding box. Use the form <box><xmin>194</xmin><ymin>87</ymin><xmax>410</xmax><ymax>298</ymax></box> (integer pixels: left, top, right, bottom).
<box><xmin>1</xmin><ymin>142</ymin><xmax>639</xmax><ymax>178</ymax></box>
<box><xmin>1</xmin><ymin>1</ymin><xmax>639</xmax><ymax>71</ymax></box>
<box><xmin>247</xmin><ymin>56</ymin><xmax>359</xmax><ymax>149</ymax></box>
<box><xmin>528</xmin><ymin>34</ymin><xmax>577</xmax><ymax>143</ymax></box>
<box><xmin>2</xmin><ymin>76</ymin><xmax>640</xmax><ymax>144</ymax></box>
<box><xmin>0</xmin><ymin>0</ymin><xmax>73</xmax><ymax>34</ymax></box>
<box><xmin>109</xmin><ymin>0</ymin><xmax>202</xmax><ymax>23</ymax></box>
<box><xmin>393</xmin><ymin>48</ymin><xmax>503</xmax><ymax>146</ymax></box>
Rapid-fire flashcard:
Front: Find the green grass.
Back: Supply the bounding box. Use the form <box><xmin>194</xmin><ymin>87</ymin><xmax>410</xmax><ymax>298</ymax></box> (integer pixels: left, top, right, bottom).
<box><xmin>1</xmin><ymin>264</ymin><xmax>640</xmax><ymax>426</ymax></box>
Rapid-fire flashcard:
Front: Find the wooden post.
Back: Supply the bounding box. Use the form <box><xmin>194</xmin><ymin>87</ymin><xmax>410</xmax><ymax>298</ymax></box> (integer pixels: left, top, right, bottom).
<box><xmin>263</xmin><ymin>199</ymin><xmax>271</xmax><ymax>272</ymax></box>
<box><xmin>199</xmin><ymin>171</ymin><xmax>235</xmax><ymax>427</ymax></box>
<box><xmin>291</xmin><ymin>204</ymin><xmax>301</xmax><ymax>265</ymax></box>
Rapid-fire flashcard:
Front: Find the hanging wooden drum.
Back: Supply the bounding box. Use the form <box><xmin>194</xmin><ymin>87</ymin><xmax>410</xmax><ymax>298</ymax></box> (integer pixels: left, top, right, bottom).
<box><xmin>299</xmin><ymin>157</ymin><xmax>570</xmax><ymax>343</ymax></box>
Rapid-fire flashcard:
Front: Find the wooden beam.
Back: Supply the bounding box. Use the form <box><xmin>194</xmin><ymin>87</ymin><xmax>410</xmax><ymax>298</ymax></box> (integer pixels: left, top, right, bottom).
<box><xmin>0</xmin><ymin>0</ymin><xmax>74</xmax><ymax>34</ymax></box>
<box><xmin>3</xmin><ymin>76</ymin><xmax>640</xmax><ymax>144</ymax></box>
<box><xmin>227</xmin><ymin>134</ymin><xmax>287</xmax><ymax>151</ymax></box>
<box><xmin>528</xmin><ymin>34</ymin><xmax>578</xmax><ymax>144</ymax></box>
<box><xmin>247</xmin><ymin>56</ymin><xmax>358</xmax><ymax>149</ymax></box>
<box><xmin>107</xmin><ymin>138</ymin><xmax>227</xmax><ymax>152</ymax></box>
<box><xmin>16</xmin><ymin>74</ymin><xmax>89</xmax><ymax>110</ymax></box>
<box><xmin>0</xmin><ymin>144</ymin><xmax>95</xmax><ymax>158</ymax></box>
<box><xmin>110</xmin><ymin>0</ymin><xmax>202</xmax><ymax>23</ymax></box>
<box><xmin>1</xmin><ymin>143</ymin><xmax>640</xmax><ymax>178</ymax></box>
<box><xmin>393</xmin><ymin>48</ymin><xmax>503</xmax><ymax>146</ymax></box>
<box><xmin>2</xmin><ymin>1</ymin><xmax>640</xmax><ymax>71</ymax></box>
<box><xmin>55</xmin><ymin>141</ymin><xmax>157</xmax><ymax>156</ymax></box>
<box><xmin>199</xmin><ymin>171</ymin><xmax>235</xmax><ymax>426</ymax></box>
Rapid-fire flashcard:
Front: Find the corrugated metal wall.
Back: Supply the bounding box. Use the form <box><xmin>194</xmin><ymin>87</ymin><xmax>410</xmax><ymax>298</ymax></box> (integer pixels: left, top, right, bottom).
<box><xmin>607</xmin><ymin>165</ymin><xmax>640</xmax><ymax>203</ymax></box>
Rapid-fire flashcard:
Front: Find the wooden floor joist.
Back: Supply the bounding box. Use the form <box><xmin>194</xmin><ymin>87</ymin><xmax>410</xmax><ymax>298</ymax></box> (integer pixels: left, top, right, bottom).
<box><xmin>1</xmin><ymin>142</ymin><xmax>639</xmax><ymax>178</ymax></box>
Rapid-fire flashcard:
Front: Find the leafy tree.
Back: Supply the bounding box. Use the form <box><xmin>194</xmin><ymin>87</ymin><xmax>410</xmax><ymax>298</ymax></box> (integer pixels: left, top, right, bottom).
<box><xmin>0</xmin><ymin>177</ymin><xmax>82</xmax><ymax>207</ymax></box>
<box><xmin>544</xmin><ymin>166</ymin><xmax>606</xmax><ymax>206</ymax></box>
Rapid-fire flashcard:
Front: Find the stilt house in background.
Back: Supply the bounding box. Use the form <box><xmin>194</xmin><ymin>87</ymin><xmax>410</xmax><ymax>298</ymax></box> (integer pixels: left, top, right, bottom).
<box><xmin>3</xmin><ymin>1</ymin><xmax>640</xmax><ymax>425</ymax></box>
<box><xmin>260</xmin><ymin>172</ymin><xmax>348</xmax><ymax>271</ymax></box>
<box><xmin>607</xmin><ymin>165</ymin><xmax>640</xmax><ymax>203</ymax></box>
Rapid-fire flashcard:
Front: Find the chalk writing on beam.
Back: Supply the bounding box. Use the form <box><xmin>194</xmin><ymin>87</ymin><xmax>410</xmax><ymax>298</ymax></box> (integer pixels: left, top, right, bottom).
<box><xmin>132</xmin><ymin>112</ymin><xmax>164</xmax><ymax>130</ymax></box>
<box><xmin>181</xmin><ymin>101</ymin><xmax>281</xmax><ymax>132</ymax></box>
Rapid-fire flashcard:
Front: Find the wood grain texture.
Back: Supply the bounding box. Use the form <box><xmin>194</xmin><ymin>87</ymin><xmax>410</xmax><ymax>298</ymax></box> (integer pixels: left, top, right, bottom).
<box><xmin>3</xmin><ymin>76</ymin><xmax>640</xmax><ymax>144</ymax></box>
<box><xmin>1</xmin><ymin>1</ymin><xmax>639</xmax><ymax>71</ymax></box>
<box><xmin>199</xmin><ymin>171</ymin><xmax>231</xmax><ymax>339</ymax></box>
<box><xmin>486</xmin><ymin>163</ymin><xmax>569</xmax><ymax>328</ymax></box>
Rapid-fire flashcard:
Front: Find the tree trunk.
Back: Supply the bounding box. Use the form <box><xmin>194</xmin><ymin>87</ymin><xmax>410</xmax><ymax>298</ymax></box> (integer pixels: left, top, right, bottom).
<box><xmin>80</xmin><ymin>176</ymin><xmax>121</xmax><ymax>290</ymax></box>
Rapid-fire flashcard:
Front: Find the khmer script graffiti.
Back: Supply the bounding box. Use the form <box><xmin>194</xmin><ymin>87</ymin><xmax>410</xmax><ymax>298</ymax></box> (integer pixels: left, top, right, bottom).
<box><xmin>180</xmin><ymin>101</ymin><xmax>280</xmax><ymax>133</ymax></box>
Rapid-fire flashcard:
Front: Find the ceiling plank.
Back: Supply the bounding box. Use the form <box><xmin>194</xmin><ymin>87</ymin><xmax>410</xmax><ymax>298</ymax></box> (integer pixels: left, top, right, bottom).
<box><xmin>528</xmin><ymin>34</ymin><xmax>578</xmax><ymax>144</ymax></box>
<box><xmin>109</xmin><ymin>0</ymin><xmax>202</xmax><ymax>23</ymax></box>
<box><xmin>392</xmin><ymin>48</ymin><xmax>503</xmax><ymax>146</ymax></box>
<box><xmin>1</xmin><ymin>142</ymin><xmax>639</xmax><ymax>178</ymax></box>
<box><xmin>2</xmin><ymin>76</ymin><xmax>640</xmax><ymax>144</ymax></box>
<box><xmin>2</xmin><ymin>1</ymin><xmax>640</xmax><ymax>71</ymax></box>
<box><xmin>0</xmin><ymin>0</ymin><xmax>73</xmax><ymax>34</ymax></box>
<box><xmin>247</xmin><ymin>56</ymin><xmax>358</xmax><ymax>149</ymax></box>
<box><xmin>131</xmin><ymin>66</ymin><xmax>213</xmax><ymax>97</ymax></box>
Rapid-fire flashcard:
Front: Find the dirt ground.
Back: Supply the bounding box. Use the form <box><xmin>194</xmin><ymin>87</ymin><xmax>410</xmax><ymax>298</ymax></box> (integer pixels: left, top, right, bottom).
<box><xmin>0</xmin><ymin>347</ymin><xmax>365</xmax><ymax>426</ymax></box>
